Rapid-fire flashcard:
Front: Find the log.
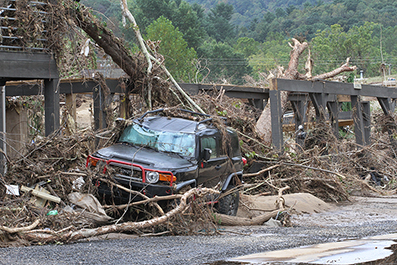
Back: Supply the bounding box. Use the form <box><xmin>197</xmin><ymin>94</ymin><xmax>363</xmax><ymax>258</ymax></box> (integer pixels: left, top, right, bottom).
<box><xmin>312</xmin><ymin>58</ymin><xmax>357</xmax><ymax>81</ymax></box>
<box><xmin>21</xmin><ymin>186</ymin><xmax>61</xmax><ymax>204</ymax></box>
<box><xmin>0</xmin><ymin>219</ymin><xmax>40</xmax><ymax>234</ymax></box>
<box><xmin>213</xmin><ymin>210</ymin><xmax>280</xmax><ymax>226</ymax></box>
<box><xmin>243</xmin><ymin>164</ymin><xmax>280</xmax><ymax>177</ymax></box>
<box><xmin>69</xmin><ymin>4</ymin><xmax>141</xmax><ymax>82</ymax></box>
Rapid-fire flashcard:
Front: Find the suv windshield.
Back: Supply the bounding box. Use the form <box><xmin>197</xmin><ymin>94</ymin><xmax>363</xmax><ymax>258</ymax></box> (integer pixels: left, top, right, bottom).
<box><xmin>118</xmin><ymin>123</ymin><xmax>196</xmax><ymax>157</ymax></box>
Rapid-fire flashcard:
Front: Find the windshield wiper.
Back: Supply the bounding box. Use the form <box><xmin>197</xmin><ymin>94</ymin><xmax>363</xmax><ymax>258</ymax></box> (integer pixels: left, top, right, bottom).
<box><xmin>118</xmin><ymin>141</ymin><xmax>139</xmax><ymax>148</ymax></box>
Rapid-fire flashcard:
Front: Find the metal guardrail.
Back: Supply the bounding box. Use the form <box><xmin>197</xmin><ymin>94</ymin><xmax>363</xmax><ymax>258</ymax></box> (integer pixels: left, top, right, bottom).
<box><xmin>0</xmin><ymin>0</ymin><xmax>49</xmax><ymax>51</ymax></box>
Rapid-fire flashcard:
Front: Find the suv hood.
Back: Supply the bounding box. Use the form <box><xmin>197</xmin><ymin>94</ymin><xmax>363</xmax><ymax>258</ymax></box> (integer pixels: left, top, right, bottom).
<box><xmin>94</xmin><ymin>143</ymin><xmax>195</xmax><ymax>171</ymax></box>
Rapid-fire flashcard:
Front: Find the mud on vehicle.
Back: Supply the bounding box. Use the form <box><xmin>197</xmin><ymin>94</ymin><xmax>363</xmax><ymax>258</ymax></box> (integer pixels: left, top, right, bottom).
<box><xmin>86</xmin><ymin>109</ymin><xmax>246</xmax><ymax>216</ymax></box>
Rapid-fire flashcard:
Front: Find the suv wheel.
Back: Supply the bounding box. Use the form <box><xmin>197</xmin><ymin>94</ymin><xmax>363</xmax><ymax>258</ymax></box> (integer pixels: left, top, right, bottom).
<box><xmin>217</xmin><ymin>188</ymin><xmax>239</xmax><ymax>216</ymax></box>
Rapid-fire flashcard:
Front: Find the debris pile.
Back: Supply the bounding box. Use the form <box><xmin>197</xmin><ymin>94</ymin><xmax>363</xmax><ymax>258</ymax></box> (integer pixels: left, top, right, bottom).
<box><xmin>2</xmin><ymin>0</ymin><xmax>397</xmax><ymax>248</ymax></box>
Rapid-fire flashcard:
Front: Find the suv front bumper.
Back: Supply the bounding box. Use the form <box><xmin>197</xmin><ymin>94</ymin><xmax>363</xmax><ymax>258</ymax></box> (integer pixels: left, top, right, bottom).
<box><xmin>96</xmin><ymin>175</ymin><xmax>174</xmax><ymax>204</ymax></box>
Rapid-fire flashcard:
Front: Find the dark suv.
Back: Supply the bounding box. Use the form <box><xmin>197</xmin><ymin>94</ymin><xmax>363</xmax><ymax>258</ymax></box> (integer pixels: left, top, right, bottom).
<box><xmin>86</xmin><ymin>109</ymin><xmax>245</xmax><ymax>215</ymax></box>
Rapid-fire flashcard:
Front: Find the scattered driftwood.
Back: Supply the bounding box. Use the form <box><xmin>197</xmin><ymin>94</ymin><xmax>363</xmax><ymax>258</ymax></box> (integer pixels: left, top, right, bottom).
<box><xmin>103</xmin><ymin>194</ymin><xmax>184</xmax><ymax>210</ymax></box>
<box><xmin>20</xmin><ymin>188</ymin><xmax>218</xmax><ymax>243</ymax></box>
<box><xmin>98</xmin><ymin>177</ymin><xmax>165</xmax><ymax>216</ymax></box>
<box><xmin>243</xmin><ymin>165</ymin><xmax>280</xmax><ymax>178</ymax></box>
<box><xmin>2</xmin><ymin>0</ymin><xmax>397</xmax><ymax>248</ymax></box>
<box><xmin>0</xmin><ymin>220</ymin><xmax>40</xmax><ymax>234</ymax></box>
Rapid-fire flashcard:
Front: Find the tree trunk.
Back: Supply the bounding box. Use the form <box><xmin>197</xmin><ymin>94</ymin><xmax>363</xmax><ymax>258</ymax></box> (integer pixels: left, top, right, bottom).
<box><xmin>213</xmin><ymin>210</ymin><xmax>280</xmax><ymax>226</ymax></box>
<box><xmin>255</xmin><ymin>39</ymin><xmax>357</xmax><ymax>145</ymax></box>
<box><xmin>256</xmin><ymin>38</ymin><xmax>308</xmax><ymax>143</ymax></box>
<box><xmin>69</xmin><ymin>5</ymin><xmax>143</xmax><ymax>82</ymax></box>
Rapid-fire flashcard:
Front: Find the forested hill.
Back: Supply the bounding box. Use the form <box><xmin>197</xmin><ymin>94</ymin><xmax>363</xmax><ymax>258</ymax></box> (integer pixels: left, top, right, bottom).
<box><xmin>184</xmin><ymin>0</ymin><xmax>330</xmax><ymax>27</ymax></box>
<box><xmin>81</xmin><ymin>0</ymin><xmax>397</xmax><ymax>85</ymax></box>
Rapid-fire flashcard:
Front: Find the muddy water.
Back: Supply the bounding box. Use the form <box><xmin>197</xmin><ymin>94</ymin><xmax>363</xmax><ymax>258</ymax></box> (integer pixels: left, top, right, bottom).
<box><xmin>217</xmin><ymin>196</ymin><xmax>397</xmax><ymax>265</ymax></box>
<box><xmin>230</xmin><ymin>234</ymin><xmax>397</xmax><ymax>264</ymax></box>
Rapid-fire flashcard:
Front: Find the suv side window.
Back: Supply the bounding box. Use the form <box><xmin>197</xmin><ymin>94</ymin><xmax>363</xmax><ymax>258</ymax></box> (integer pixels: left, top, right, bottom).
<box><xmin>230</xmin><ymin>131</ymin><xmax>241</xmax><ymax>157</ymax></box>
<box><xmin>200</xmin><ymin>137</ymin><xmax>217</xmax><ymax>159</ymax></box>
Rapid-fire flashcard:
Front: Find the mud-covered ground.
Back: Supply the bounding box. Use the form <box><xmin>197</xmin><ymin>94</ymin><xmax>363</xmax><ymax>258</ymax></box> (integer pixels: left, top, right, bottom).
<box><xmin>0</xmin><ymin>195</ymin><xmax>396</xmax><ymax>265</ymax></box>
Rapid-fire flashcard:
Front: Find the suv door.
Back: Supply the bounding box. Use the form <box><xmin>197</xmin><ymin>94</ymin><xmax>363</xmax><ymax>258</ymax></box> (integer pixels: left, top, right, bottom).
<box><xmin>198</xmin><ymin>135</ymin><xmax>228</xmax><ymax>187</ymax></box>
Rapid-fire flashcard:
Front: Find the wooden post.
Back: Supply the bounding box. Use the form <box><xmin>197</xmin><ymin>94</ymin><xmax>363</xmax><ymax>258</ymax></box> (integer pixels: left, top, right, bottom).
<box><xmin>269</xmin><ymin>79</ymin><xmax>283</xmax><ymax>152</ymax></box>
<box><xmin>65</xmin><ymin>94</ymin><xmax>77</xmax><ymax>121</ymax></box>
<box><xmin>65</xmin><ymin>93</ymin><xmax>77</xmax><ymax>135</ymax></box>
<box><xmin>362</xmin><ymin>101</ymin><xmax>371</xmax><ymax>145</ymax></box>
<box><xmin>309</xmin><ymin>92</ymin><xmax>327</xmax><ymax>121</ymax></box>
<box><xmin>351</xmin><ymin>95</ymin><xmax>365</xmax><ymax>146</ymax></box>
<box><xmin>119</xmin><ymin>94</ymin><xmax>130</xmax><ymax>119</ymax></box>
<box><xmin>93</xmin><ymin>85</ymin><xmax>106</xmax><ymax>130</ymax></box>
<box><xmin>291</xmin><ymin>99</ymin><xmax>305</xmax><ymax>147</ymax></box>
<box><xmin>0</xmin><ymin>85</ymin><xmax>5</xmax><ymax>176</ymax></box>
<box><xmin>44</xmin><ymin>78</ymin><xmax>60</xmax><ymax>136</ymax></box>
<box><xmin>327</xmin><ymin>101</ymin><xmax>339</xmax><ymax>139</ymax></box>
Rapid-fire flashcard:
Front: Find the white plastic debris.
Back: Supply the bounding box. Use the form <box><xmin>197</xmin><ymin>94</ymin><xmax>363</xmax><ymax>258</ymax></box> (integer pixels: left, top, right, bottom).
<box><xmin>72</xmin><ymin>176</ymin><xmax>85</xmax><ymax>190</ymax></box>
<box><xmin>5</xmin><ymin>185</ymin><xmax>19</xmax><ymax>196</ymax></box>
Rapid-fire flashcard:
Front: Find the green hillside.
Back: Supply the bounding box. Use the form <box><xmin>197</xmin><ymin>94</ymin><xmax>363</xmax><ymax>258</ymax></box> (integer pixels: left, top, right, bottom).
<box><xmin>184</xmin><ymin>0</ymin><xmax>330</xmax><ymax>27</ymax></box>
<box><xmin>80</xmin><ymin>0</ymin><xmax>397</xmax><ymax>85</ymax></box>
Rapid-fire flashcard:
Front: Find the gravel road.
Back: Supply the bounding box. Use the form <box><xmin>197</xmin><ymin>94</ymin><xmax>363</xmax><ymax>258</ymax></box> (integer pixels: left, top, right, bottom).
<box><xmin>0</xmin><ymin>196</ymin><xmax>397</xmax><ymax>265</ymax></box>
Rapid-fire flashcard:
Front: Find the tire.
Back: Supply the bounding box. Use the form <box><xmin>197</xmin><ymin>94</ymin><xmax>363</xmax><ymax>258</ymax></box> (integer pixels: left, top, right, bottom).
<box><xmin>217</xmin><ymin>188</ymin><xmax>239</xmax><ymax>216</ymax></box>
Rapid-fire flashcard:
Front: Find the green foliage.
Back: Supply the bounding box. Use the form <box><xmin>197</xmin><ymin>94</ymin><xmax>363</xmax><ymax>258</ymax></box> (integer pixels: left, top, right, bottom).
<box><xmin>311</xmin><ymin>22</ymin><xmax>381</xmax><ymax>76</ymax></box>
<box><xmin>197</xmin><ymin>40</ymin><xmax>252</xmax><ymax>84</ymax></box>
<box><xmin>145</xmin><ymin>16</ymin><xmax>198</xmax><ymax>82</ymax></box>
<box><xmin>340</xmin><ymin>102</ymin><xmax>352</xmax><ymax>111</ymax></box>
<box><xmin>234</xmin><ymin>37</ymin><xmax>261</xmax><ymax>58</ymax></box>
<box><xmin>203</xmin><ymin>3</ymin><xmax>236</xmax><ymax>42</ymax></box>
<box><xmin>244</xmin><ymin>151</ymin><xmax>256</xmax><ymax>159</ymax></box>
<box><xmin>168</xmin><ymin>1</ymin><xmax>206</xmax><ymax>49</ymax></box>
<box><xmin>248</xmin><ymin>34</ymin><xmax>290</xmax><ymax>74</ymax></box>
<box><xmin>81</xmin><ymin>0</ymin><xmax>397</xmax><ymax>83</ymax></box>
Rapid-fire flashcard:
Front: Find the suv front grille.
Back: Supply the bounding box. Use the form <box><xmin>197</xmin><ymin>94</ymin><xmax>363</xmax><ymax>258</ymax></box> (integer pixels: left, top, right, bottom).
<box><xmin>108</xmin><ymin>162</ymin><xmax>143</xmax><ymax>181</ymax></box>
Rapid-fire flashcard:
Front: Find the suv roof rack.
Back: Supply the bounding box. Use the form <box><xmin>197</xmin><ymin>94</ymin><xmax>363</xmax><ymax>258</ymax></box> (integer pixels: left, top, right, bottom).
<box><xmin>136</xmin><ymin>108</ymin><xmax>228</xmax><ymax>131</ymax></box>
<box><xmin>137</xmin><ymin>108</ymin><xmax>211</xmax><ymax>122</ymax></box>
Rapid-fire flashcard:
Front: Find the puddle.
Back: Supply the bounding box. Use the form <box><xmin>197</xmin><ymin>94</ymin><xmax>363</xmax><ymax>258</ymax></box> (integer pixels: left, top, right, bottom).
<box><xmin>217</xmin><ymin>234</ymin><xmax>397</xmax><ymax>265</ymax></box>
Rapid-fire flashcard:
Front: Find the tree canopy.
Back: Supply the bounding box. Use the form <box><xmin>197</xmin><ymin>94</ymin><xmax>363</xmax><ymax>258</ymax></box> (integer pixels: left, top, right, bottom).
<box><xmin>81</xmin><ymin>0</ymin><xmax>397</xmax><ymax>83</ymax></box>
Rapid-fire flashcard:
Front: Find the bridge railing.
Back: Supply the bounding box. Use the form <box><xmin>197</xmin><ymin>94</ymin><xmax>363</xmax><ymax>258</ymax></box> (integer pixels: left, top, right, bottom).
<box><xmin>0</xmin><ymin>0</ymin><xmax>49</xmax><ymax>51</ymax></box>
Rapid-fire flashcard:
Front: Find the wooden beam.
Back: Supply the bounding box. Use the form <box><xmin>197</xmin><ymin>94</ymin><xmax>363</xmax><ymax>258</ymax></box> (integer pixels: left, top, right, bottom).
<box><xmin>276</xmin><ymin>78</ymin><xmax>397</xmax><ymax>98</ymax></box>
<box><xmin>0</xmin><ymin>51</ymin><xmax>58</xmax><ymax>80</ymax></box>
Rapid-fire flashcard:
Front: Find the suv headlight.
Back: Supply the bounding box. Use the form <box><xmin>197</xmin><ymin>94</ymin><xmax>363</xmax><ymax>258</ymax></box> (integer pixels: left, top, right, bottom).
<box><xmin>146</xmin><ymin>171</ymin><xmax>160</xmax><ymax>183</ymax></box>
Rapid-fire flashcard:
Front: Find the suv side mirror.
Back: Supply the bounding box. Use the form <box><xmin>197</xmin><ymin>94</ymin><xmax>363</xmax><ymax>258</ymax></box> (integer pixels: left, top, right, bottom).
<box><xmin>202</xmin><ymin>148</ymin><xmax>212</xmax><ymax>161</ymax></box>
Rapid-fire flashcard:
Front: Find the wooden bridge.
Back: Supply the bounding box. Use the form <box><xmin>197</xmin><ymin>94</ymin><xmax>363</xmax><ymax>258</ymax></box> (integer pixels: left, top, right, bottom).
<box><xmin>1</xmin><ymin>0</ymin><xmax>397</xmax><ymax>174</ymax></box>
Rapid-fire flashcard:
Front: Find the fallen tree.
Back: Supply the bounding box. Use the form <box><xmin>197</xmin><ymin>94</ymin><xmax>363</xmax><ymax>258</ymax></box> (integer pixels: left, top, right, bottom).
<box><xmin>255</xmin><ymin>38</ymin><xmax>357</xmax><ymax>144</ymax></box>
<box><xmin>1</xmin><ymin>0</ymin><xmax>396</xmax><ymax>247</ymax></box>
